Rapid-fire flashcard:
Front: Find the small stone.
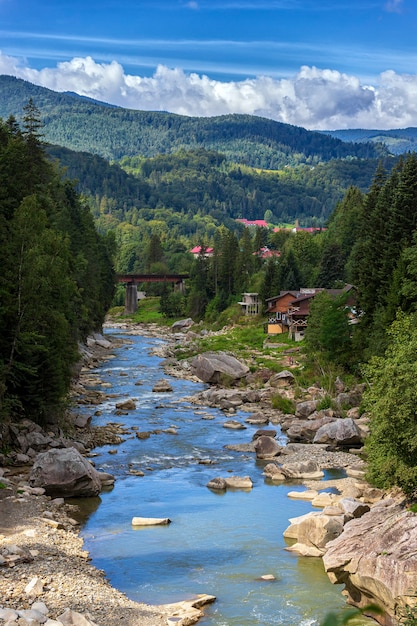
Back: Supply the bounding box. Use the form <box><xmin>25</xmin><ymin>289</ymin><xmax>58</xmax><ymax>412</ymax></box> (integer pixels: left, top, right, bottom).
<box><xmin>24</xmin><ymin>576</ymin><xmax>44</xmax><ymax>597</ymax></box>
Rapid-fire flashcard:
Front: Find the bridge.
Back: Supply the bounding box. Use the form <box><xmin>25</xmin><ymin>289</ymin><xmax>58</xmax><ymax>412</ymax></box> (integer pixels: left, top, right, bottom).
<box><xmin>116</xmin><ymin>274</ymin><xmax>189</xmax><ymax>314</ymax></box>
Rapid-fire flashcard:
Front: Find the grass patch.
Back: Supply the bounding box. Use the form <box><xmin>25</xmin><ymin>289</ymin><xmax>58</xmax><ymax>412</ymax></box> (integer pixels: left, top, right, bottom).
<box><xmin>0</xmin><ymin>481</ymin><xmax>6</xmax><ymax>489</ymax></box>
<box><xmin>316</xmin><ymin>395</ymin><xmax>334</xmax><ymax>411</ymax></box>
<box><xmin>271</xmin><ymin>394</ymin><xmax>296</xmax><ymax>414</ymax></box>
<box><xmin>180</xmin><ymin>318</ymin><xmax>267</xmax><ymax>360</ymax></box>
<box><xmin>108</xmin><ymin>297</ymin><xmax>172</xmax><ymax>325</ymax></box>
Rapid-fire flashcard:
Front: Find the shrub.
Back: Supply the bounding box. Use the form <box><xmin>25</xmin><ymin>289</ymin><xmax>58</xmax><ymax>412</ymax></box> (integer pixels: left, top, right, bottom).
<box><xmin>271</xmin><ymin>394</ymin><xmax>295</xmax><ymax>414</ymax></box>
<box><xmin>316</xmin><ymin>395</ymin><xmax>333</xmax><ymax>411</ymax></box>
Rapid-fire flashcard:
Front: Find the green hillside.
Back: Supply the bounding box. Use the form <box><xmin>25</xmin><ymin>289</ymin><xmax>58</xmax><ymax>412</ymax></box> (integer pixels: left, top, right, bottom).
<box><xmin>47</xmin><ymin>144</ymin><xmax>394</xmax><ymax>231</ymax></box>
<box><xmin>0</xmin><ymin>75</ymin><xmax>385</xmax><ymax>167</ymax></box>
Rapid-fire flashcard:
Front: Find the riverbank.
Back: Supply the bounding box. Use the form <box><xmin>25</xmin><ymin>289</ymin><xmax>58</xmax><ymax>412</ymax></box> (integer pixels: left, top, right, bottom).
<box><xmin>0</xmin><ymin>326</ymin><xmax>214</xmax><ymax>626</ymax></box>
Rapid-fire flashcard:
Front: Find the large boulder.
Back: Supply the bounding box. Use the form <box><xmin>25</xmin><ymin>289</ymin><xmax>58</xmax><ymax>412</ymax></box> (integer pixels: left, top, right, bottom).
<box><xmin>284</xmin><ymin>511</ymin><xmax>345</xmax><ymax>557</ymax></box>
<box><xmin>172</xmin><ymin>317</ymin><xmax>194</xmax><ymax>332</ymax></box>
<box><xmin>267</xmin><ymin>370</ymin><xmax>295</xmax><ymax>388</ymax></box>
<box><xmin>254</xmin><ymin>435</ymin><xmax>282</xmax><ymax>459</ymax></box>
<box><xmin>190</xmin><ymin>351</ymin><xmax>249</xmax><ymax>384</ymax></box>
<box><xmin>313</xmin><ymin>417</ymin><xmax>363</xmax><ymax>448</ymax></box>
<box><xmin>323</xmin><ymin>503</ymin><xmax>417</xmax><ymax>625</ymax></box>
<box><xmin>286</xmin><ymin>415</ymin><xmax>336</xmax><ymax>443</ymax></box>
<box><xmin>29</xmin><ymin>448</ymin><xmax>108</xmax><ymax>497</ymax></box>
<box><xmin>280</xmin><ymin>460</ymin><xmax>324</xmax><ymax>480</ymax></box>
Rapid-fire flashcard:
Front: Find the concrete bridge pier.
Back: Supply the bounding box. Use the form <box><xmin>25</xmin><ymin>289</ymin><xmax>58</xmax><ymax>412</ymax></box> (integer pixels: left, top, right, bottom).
<box><xmin>124</xmin><ymin>283</ymin><xmax>138</xmax><ymax>314</ymax></box>
<box><xmin>175</xmin><ymin>279</ymin><xmax>186</xmax><ymax>293</ymax></box>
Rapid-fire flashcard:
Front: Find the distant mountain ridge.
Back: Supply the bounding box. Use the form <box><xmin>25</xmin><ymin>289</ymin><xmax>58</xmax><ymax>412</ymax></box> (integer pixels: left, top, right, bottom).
<box><xmin>321</xmin><ymin>128</ymin><xmax>417</xmax><ymax>155</ymax></box>
<box><xmin>0</xmin><ymin>75</ymin><xmax>385</xmax><ymax>168</ymax></box>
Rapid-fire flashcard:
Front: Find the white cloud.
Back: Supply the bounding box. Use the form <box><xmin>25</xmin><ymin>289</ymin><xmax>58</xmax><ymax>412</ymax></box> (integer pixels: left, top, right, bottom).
<box><xmin>1</xmin><ymin>52</ymin><xmax>417</xmax><ymax>130</ymax></box>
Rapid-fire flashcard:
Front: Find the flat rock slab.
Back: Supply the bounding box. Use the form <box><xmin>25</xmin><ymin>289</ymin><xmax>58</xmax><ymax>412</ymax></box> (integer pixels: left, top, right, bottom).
<box><xmin>287</xmin><ymin>490</ymin><xmax>319</xmax><ymax>500</ymax></box>
<box><xmin>131</xmin><ymin>517</ymin><xmax>171</xmax><ymax>526</ymax></box>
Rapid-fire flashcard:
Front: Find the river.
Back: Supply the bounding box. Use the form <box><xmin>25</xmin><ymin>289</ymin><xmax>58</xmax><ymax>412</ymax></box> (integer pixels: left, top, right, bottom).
<box><xmin>76</xmin><ymin>327</ymin><xmax>349</xmax><ymax>625</ymax></box>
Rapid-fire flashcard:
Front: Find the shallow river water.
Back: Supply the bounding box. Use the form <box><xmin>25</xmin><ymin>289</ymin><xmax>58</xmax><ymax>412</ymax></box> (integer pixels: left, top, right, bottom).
<box><xmin>77</xmin><ymin>328</ymin><xmax>349</xmax><ymax>625</ymax></box>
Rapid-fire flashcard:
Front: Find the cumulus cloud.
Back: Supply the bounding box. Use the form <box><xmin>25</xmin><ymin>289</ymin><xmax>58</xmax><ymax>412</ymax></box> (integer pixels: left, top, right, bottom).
<box><xmin>1</xmin><ymin>51</ymin><xmax>417</xmax><ymax>130</ymax></box>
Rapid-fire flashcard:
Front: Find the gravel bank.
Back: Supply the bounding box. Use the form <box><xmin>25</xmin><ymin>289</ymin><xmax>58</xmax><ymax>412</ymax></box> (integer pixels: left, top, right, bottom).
<box><xmin>0</xmin><ymin>469</ymin><xmax>170</xmax><ymax>625</ymax></box>
<box><xmin>0</xmin><ymin>325</ymin><xmax>212</xmax><ymax>626</ymax></box>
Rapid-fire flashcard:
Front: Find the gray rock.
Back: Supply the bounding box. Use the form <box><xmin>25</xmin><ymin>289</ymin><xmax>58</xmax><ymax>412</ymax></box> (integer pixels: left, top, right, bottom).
<box><xmin>223</xmin><ymin>420</ymin><xmax>246</xmax><ymax>430</ymax></box>
<box><xmin>115</xmin><ymin>398</ymin><xmax>136</xmax><ymax>411</ymax></box>
<box><xmin>295</xmin><ymin>400</ymin><xmax>319</xmax><ymax>419</ymax></box>
<box><xmin>323</xmin><ymin>505</ymin><xmax>417</xmax><ymax>623</ymax></box>
<box><xmin>254</xmin><ymin>435</ymin><xmax>282</xmax><ymax>459</ymax></box>
<box><xmin>74</xmin><ymin>415</ymin><xmax>92</xmax><ymax>429</ymax></box>
<box><xmin>313</xmin><ymin>418</ymin><xmax>363</xmax><ymax>448</ymax></box>
<box><xmin>190</xmin><ymin>351</ymin><xmax>249</xmax><ymax>384</ymax></box>
<box><xmin>263</xmin><ymin>463</ymin><xmax>285</xmax><ymax>481</ymax></box>
<box><xmin>252</xmin><ymin>429</ymin><xmax>277</xmax><ymax>440</ymax></box>
<box><xmin>29</xmin><ymin>448</ymin><xmax>103</xmax><ymax>498</ymax></box>
<box><xmin>172</xmin><ymin>318</ymin><xmax>194</xmax><ymax>332</ymax></box>
<box><xmin>281</xmin><ymin>459</ymin><xmax>324</xmax><ymax>480</ymax></box>
<box><xmin>152</xmin><ymin>379</ymin><xmax>173</xmax><ymax>393</ymax></box>
<box><xmin>267</xmin><ymin>370</ymin><xmax>295</xmax><ymax>387</ymax></box>
<box><xmin>286</xmin><ymin>415</ymin><xmax>336</xmax><ymax>443</ymax></box>
<box><xmin>337</xmin><ymin>497</ymin><xmax>370</xmax><ymax>519</ymax></box>
<box><xmin>206</xmin><ymin>477</ymin><xmax>227</xmax><ymax>490</ymax></box>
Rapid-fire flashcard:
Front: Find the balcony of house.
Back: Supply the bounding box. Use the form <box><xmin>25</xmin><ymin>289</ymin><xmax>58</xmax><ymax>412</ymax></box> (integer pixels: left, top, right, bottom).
<box><xmin>238</xmin><ymin>293</ymin><xmax>261</xmax><ymax>316</ymax></box>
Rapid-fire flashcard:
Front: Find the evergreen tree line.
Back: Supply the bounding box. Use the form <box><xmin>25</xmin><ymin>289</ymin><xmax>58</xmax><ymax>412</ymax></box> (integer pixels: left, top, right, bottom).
<box><xmin>0</xmin><ymin>102</ymin><xmax>115</xmax><ymax>425</ymax></box>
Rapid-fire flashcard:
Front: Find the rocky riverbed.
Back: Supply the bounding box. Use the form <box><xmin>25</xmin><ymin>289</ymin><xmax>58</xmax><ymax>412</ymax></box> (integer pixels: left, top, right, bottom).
<box><xmin>1</xmin><ymin>320</ymin><xmax>416</xmax><ymax>626</ymax></box>
<box><xmin>0</xmin><ymin>326</ymin><xmax>215</xmax><ymax>626</ymax></box>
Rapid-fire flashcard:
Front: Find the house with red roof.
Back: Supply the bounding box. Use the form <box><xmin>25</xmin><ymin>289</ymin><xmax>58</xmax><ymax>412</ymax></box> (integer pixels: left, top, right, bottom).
<box><xmin>236</xmin><ymin>219</ymin><xmax>269</xmax><ymax>228</ymax></box>
<box><xmin>190</xmin><ymin>245</ymin><xmax>214</xmax><ymax>258</ymax></box>
<box><xmin>253</xmin><ymin>246</ymin><xmax>281</xmax><ymax>259</ymax></box>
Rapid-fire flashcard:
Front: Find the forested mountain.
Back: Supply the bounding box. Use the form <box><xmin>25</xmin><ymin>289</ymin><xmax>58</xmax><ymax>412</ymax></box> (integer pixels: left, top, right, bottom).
<box><xmin>0</xmin><ymin>75</ymin><xmax>385</xmax><ymax>167</ymax></box>
<box><xmin>321</xmin><ymin>127</ymin><xmax>417</xmax><ymax>155</ymax></box>
<box><xmin>47</xmin><ymin>144</ymin><xmax>394</xmax><ymax>233</ymax></box>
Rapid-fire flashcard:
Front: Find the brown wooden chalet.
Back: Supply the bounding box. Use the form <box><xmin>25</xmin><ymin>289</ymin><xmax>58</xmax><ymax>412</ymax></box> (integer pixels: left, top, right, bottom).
<box><xmin>266</xmin><ymin>285</ymin><xmax>356</xmax><ymax>341</ymax></box>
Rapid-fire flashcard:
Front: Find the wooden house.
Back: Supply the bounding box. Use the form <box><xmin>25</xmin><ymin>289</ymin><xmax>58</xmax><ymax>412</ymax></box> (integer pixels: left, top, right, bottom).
<box><xmin>265</xmin><ymin>290</ymin><xmax>301</xmax><ymax>334</ymax></box>
<box><xmin>266</xmin><ymin>285</ymin><xmax>356</xmax><ymax>340</ymax></box>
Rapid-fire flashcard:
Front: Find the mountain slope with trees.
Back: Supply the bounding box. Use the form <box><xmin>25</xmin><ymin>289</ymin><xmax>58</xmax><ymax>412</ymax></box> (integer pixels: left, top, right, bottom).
<box><xmin>321</xmin><ymin>127</ymin><xmax>417</xmax><ymax>155</ymax></box>
<box><xmin>47</xmin><ymin>144</ymin><xmax>394</xmax><ymax>235</ymax></box>
<box><xmin>0</xmin><ymin>75</ymin><xmax>385</xmax><ymax>167</ymax></box>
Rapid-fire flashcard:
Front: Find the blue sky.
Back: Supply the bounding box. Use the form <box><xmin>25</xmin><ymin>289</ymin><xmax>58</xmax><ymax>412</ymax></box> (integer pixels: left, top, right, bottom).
<box><xmin>0</xmin><ymin>0</ymin><xmax>416</xmax><ymax>129</ymax></box>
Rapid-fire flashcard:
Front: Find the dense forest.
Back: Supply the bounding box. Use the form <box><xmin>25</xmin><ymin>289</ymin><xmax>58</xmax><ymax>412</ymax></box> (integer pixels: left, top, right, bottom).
<box><xmin>0</xmin><ymin>75</ymin><xmax>385</xmax><ymax>166</ymax></box>
<box><xmin>47</xmin><ymin>144</ymin><xmax>394</xmax><ymax>235</ymax></box>
<box><xmin>0</xmin><ymin>102</ymin><xmax>115</xmax><ymax>424</ymax></box>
